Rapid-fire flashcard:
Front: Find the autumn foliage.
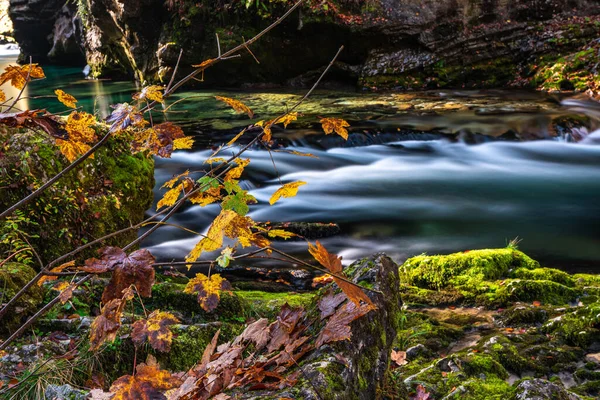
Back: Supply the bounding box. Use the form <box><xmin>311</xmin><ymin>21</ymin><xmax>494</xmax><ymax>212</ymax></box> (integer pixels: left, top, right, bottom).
<box><xmin>0</xmin><ymin>10</ymin><xmax>365</xmax><ymax>398</ymax></box>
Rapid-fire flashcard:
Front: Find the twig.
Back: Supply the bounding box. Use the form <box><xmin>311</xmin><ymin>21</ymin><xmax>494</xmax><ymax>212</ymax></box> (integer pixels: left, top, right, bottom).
<box><xmin>216</xmin><ymin>33</ymin><xmax>221</xmax><ymax>57</ymax></box>
<box><xmin>285</xmin><ymin>349</ymin><xmax>324</xmax><ymax>400</ymax></box>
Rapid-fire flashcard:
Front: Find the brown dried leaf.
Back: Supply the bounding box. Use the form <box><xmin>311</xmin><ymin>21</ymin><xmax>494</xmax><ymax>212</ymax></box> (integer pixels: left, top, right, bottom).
<box><xmin>184</xmin><ymin>273</ymin><xmax>232</xmax><ymax>312</ymax></box>
<box><xmin>308</xmin><ymin>241</ymin><xmax>375</xmax><ymax>308</ymax></box>
<box><xmin>106</xmin><ymin>103</ymin><xmax>147</xmax><ymax>133</ymax></box>
<box><xmin>238</xmin><ymin>318</ymin><xmax>270</xmax><ymax>350</ymax></box>
<box><xmin>131</xmin><ymin>310</ymin><xmax>180</xmax><ymax>352</ymax></box>
<box><xmin>318</xmin><ymin>290</ymin><xmax>346</xmax><ymax>320</ymax></box>
<box><xmin>391</xmin><ymin>349</ymin><xmax>408</xmax><ymax>366</ymax></box>
<box><xmin>80</xmin><ymin>246</ymin><xmax>126</xmax><ymax>274</ymax></box>
<box><xmin>101</xmin><ymin>249</ymin><xmax>156</xmax><ymax>303</ymax></box>
<box><xmin>89</xmin><ymin>298</ymin><xmax>126</xmax><ymax>351</ymax></box>
<box><xmin>315</xmin><ymin>299</ymin><xmax>374</xmax><ymax>348</ymax></box>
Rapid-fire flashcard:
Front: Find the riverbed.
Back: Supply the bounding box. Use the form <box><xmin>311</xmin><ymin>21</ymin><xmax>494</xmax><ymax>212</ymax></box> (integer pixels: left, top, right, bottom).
<box><xmin>3</xmin><ymin>56</ymin><xmax>600</xmax><ymax>272</ymax></box>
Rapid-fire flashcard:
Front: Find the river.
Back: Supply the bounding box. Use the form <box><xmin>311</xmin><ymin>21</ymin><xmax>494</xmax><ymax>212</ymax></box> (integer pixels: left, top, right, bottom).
<box><xmin>3</xmin><ymin>55</ymin><xmax>600</xmax><ymax>272</ymax></box>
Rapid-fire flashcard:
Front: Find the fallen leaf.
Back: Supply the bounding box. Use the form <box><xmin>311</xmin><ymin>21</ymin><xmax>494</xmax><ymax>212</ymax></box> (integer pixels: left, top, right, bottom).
<box><xmin>391</xmin><ymin>349</ymin><xmax>408</xmax><ymax>366</ymax></box>
<box><xmin>315</xmin><ymin>299</ymin><xmax>374</xmax><ymax>348</ymax></box>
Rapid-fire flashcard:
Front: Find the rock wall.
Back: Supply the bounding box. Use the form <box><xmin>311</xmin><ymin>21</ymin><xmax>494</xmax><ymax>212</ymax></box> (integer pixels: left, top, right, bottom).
<box><xmin>8</xmin><ymin>0</ymin><xmax>85</xmax><ymax>64</ymax></box>
<box><xmin>7</xmin><ymin>0</ymin><xmax>600</xmax><ymax>89</ymax></box>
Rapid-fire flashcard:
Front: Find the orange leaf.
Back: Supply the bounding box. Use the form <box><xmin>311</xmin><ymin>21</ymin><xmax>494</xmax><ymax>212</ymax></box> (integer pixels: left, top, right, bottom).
<box><xmin>109</xmin><ymin>362</ymin><xmax>181</xmax><ymax>399</ymax></box>
<box><xmin>308</xmin><ymin>241</ymin><xmax>375</xmax><ymax>308</ymax></box>
<box><xmin>215</xmin><ymin>96</ymin><xmax>254</xmax><ymax>118</ymax></box>
<box><xmin>38</xmin><ymin>260</ymin><xmax>75</xmax><ymax>286</ymax></box>
<box><xmin>132</xmin><ymin>85</ymin><xmax>164</xmax><ymax>103</ymax></box>
<box><xmin>55</xmin><ymin>89</ymin><xmax>77</xmax><ymax>108</ymax></box>
<box><xmin>320</xmin><ymin>117</ymin><xmax>350</xmax><ymax>140</ymax></box>
<box><xmin>532</xmin><ymin>300</ymin><xmax>541</xmax><ymax>307</ymax></box>
<box><xmin>0</xmin><ymin>64</ymin><xmax>45</xmax><ymax>89</ymax></box>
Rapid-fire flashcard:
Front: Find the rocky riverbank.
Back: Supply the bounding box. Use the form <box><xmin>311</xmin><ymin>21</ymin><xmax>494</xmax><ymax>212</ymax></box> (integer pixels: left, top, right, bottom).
<box><xmin>7</xmin><ymin>0</ymin><xmax>600</xmax><ymax>93</ymax></box>
<box><xmin>1</xmin><ymin>247</ymin><xmax>599</xmax><ymax>399</ymax></box>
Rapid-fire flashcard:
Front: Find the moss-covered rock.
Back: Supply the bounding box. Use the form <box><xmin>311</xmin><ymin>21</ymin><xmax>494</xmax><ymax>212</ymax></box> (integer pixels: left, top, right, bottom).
<box><xmin>400</xmin><ymin>248</ymin><xmax>539</xmax><ymax>292</ymax></box>
<box><xmin>0</xmin><ymin>262</ymin><xmax>45</xmax><ymax>334</ymax></box>
<box><xmin>0</xmin><ymin>125</ymin><xmax>154</xmax><ymax>266</ymax></box>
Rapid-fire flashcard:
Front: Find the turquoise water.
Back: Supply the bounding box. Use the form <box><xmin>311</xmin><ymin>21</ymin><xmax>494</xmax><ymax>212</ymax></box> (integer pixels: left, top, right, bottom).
<box><xmin>2</xmin><ymin>57</ymin><xmax>600</xmax><ymax>271</ymax></box>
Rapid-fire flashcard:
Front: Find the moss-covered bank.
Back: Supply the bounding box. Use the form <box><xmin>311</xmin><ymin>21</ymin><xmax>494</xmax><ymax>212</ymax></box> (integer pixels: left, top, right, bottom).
<box><xmin>0</xmin><ymin>125</ymin><xmax>154</xmax><ymax>266</ymax></box>
<box><xmin>394</xmin><ymin>248</ymin><xmax>600</xmax><ymax>399</ymax></box>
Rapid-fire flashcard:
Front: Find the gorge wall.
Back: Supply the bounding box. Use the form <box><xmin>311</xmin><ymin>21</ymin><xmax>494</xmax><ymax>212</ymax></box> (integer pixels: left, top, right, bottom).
<box><xmin>7</xmin><ymin>0</ymin><xmax>600</xmax><ymax>90</ymax></box>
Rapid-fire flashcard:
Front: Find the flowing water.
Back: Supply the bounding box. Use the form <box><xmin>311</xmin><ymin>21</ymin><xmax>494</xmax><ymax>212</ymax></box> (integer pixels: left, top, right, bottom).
<box><xmin>2</xmin><ymin>55</ymin><xmax>600</xmax><ymax>272</ymax></box>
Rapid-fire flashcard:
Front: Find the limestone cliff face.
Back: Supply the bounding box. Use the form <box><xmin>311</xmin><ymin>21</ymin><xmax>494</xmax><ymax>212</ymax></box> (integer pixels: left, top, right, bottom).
<box><xmin>7</xmin><ymin>0</ymin><xmax>600</xmax><ymax>89</ymax></box>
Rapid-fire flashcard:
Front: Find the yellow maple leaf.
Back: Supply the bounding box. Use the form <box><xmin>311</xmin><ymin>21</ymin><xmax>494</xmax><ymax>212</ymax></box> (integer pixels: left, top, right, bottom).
<box><xmin>227</xmin><ymin>128</ymin><xmax>246</xmax><ymax>146</ymax></box>
<box><xmin>273</xmin><ymin>112</ymin><xmax>299</xmax><ymax>128</ymax></box>
<box><xmin>173</xmin><ymin>136</ymin><xmax>195</xmax><ymax>150</ymax></box>
<box><xmin>0</xmin><ymin>64</ymin><xmax>45</xmax><ymax>89</ymax></box>
<box><xmin>162</xmin><ymin>170</ymin><xmax>189</xmax><ymax>189</ymax></box>
<box><xmin>55</xmin><ymin>89</ymin><xmax>77</xmax><ymax>109</ymax></box>
<box><xmin>320</xmin><ymin>117</ymin><xmax>350</xmax><ymax>140</ymax></box>
<box><xmin>205</xmin><ymin>157</ymin><xmax>227</xmax><ymax>164</ymax></box>
<box><xmin>185</xmin><ymin>210</ymin><xmax>237</xmax><ymax>263</ymax></box>
<box><xmin>215</xmin><ymin>95</ymin><xmax>254</xmax><ymax>118</ymax></box>
<box><xmin>267</xmin><ymin>229</ymin><xmax>296</xmax><ymax>239</ymax></box>
<box><xmin>133</xmin><ymin>85</ymin><xmax>164</xmax><ymax>103</ymax></box>
<box><xmin>157</xmin><ymin>184</ymin><xmax>183</xmax><ymax>210</ymax></box>
<box><xmin>224</xmin><ymin>158</ymin><xmax>250</xmax><ymax>182</ymax></box>
<box><xmin>269</xmin><ymin>181</ymin><xmax>307</xmax><ymax>205</ymax></box>
<box><xmin>0</xmin><ymin>89</ymin><xmax>6</xmax><ymax>103</ymax></box>
<box><xmin>184</xmin><ymin>273</ymin><xmax>232</xmax><ymax>312</ymax></box>
<box><xmin>189</xmin><ymin>191</ymin><xmax>220</xmax><ymax>207</ymax></box>
<box><xmin>65</xmin><ymin>111</ymin><xmax>96</xmax><ymax>143</ymax></box>
<box><xmin>56</xmin><ymin>139</ymin><xmax>92</xmax><ymax>162</ymax></box>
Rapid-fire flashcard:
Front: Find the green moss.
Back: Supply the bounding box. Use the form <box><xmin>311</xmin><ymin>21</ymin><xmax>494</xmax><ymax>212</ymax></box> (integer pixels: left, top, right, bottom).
<box><xmin>149</xmin><ymin>282</ymin><xmax>246</xmax><ymax>322</ymax></box>
<box><xmin>235</xmin><ymin>290</ymin><xmax>315</xmax><ymax>319</ymax></box>
<box><xmin>0</xmin><ymin>126</ymin><xmax>154</xmax><ymax>265</ymax></box>
<box><xmin>488</xmin><ymin>279</ymin><xmax>578</xmax><ymax>307</ymax></box>
<box><xmin>499</xmin><ymin>305</ymin><xmax>549</xmax><ymax>326</ymax></box>
<box><xmin>542</xmin><ymin>301</ymin><xmax>600</xmax><ymax>348</ymax></box>
<box><xmin>317</xmin><ymin>361</ymin><xmax>347</xmax><ymax>397</ymax></box>
<box><xmin>157</xmin><ymin>323</ymin><xmax>243</xmax><ymax>371</ymax></box>
<box><xmin>460</xmin><ymin>376</ymin><xmax>515</xmax><ymax>399</ymax></box>
<box><xmin>461</xmin><ymin>353</ymin><xmax>509</xmax><ymax>379</ymax></box>
<box><xmin>511</xmin><ymin>268</ymin><xmax>574</xmax><ymax>287</ymax></box>
<box><xmin>400</xmin><ymin>249</ymin><xmax>538</xmax><ymax>291</ymax></box>
<box><xmin>0</xmin><ymin>262</ymin><xmax>45</xmax><ymax>334</ymax></box>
